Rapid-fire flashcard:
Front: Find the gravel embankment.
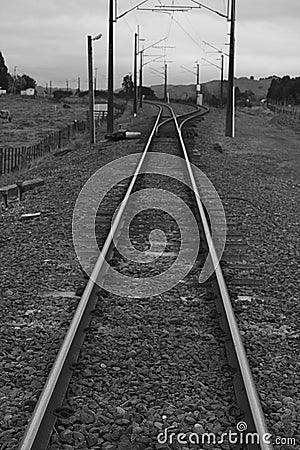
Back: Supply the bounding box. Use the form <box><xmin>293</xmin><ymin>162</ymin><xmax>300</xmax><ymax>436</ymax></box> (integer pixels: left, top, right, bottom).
<box><xmin>189</xmin><ymin>107</ymin><xmax>299</xmax><ymax>449</ymax></box>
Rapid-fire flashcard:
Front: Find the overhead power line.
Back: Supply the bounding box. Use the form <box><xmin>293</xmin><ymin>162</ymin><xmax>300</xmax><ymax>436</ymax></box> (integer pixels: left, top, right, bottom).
<box><xmin>116</xmin><ymin>0</ymin><xmax>149</xmax><ymax>20</ymax></box>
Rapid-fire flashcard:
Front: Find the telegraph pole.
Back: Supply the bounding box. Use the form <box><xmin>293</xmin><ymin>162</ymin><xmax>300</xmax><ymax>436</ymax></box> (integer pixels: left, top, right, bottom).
<box><xmin>164</xmin><ymin>63</ymin><xmax>168</xmax><ymax>102</ymax></box>
<box><xmin>220</xmin><ymin>54</ymin><xmax>224</xmax><ymax>107</ymax></box>
<box><xmin>87</xmin><ymin>35</ymin><xmax>95</xmax><ymax>144</ymax></box>
<box><xmin>139</xmin><ymin>49</ymin><xmax>143</xmax><ymax>107</ymax></box>
<box><xmin>49</xmin><ymin>80</ymin><xmax>52</xmax><ymax>95</ymax></box>
<box><xmin>133</xmin><ymin>32</ymin><xmax>138</xmax><ymax>116</ymax></box>
<box><xmin>94</xmin><ymin>68</ymin><xmax>98</xmax><ymax>93</ymax></box>
<box><xmin>196</xmin><ymin>62</ymin><xmax>200</xmax><ymax>104</ymax></box>
<box><xmin>225</xmin><ymin>0</ymin><xmax>236</xmax><ymax>137</ymax></box>
<box><xmin>107</xmin><ymin>0</ymin><xmax>114</xmax><ymax>134</ymax></box>
<box><xmin>13</xmin><ymin>66</ymin><xmax>17</xmax><ymax>94</ymax></box>
<box><xmin>202</xmin><ymin>40</ymin><xmax>227</xmax><ymax>107</ymax></box>
<box><xmin>78</xmin><ymin>77</ymin><xmax>81</xmax><ymax>93</ymax></box>
<box><xmin>196</xmin><ymin>62</ymin><xmax>200</xmax><ymax>86</ymax></box>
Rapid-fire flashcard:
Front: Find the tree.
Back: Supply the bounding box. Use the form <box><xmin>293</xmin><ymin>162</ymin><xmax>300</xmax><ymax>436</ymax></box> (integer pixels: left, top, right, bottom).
<box><xmin>121</xmin><ymin>74</ymin><xmax>134</xmax><ymax>98</ymax></box>
<box><xmin>267</xmin><ymin>75</ymin><xmax>300</xmax><ymax>105</ymax></box>
<box><xmin>53</xmin><ymin>90</ymin><xmax>72</xmax><ymax>100</ymax></box>
<box><xmin>21</xmin><ymin>74</ymin><xmax>36</xmax><ymax>89</ymax></box>
<box><xmin>0</xmin><ymin>51</ymin><xmax>9</xmax><ymax>90</ymax></box>
<box><xmin>141</xmin><ymin>86</ymin><xmax>156</xmax><ymax>100</ymax></box>
<box><xmin>235</xmin><ymin>87</ymin><xmax>256</xmax><ymax>107</ymax></box>
<box><xmin>15</xmin><ymin>74</ymin><xmax>36</xmax><ymax>93</ymax></box>
<box><xmin>7</xmin><ymin>73</ymin><xmax>37</xmax><ymax>93</ymax></box>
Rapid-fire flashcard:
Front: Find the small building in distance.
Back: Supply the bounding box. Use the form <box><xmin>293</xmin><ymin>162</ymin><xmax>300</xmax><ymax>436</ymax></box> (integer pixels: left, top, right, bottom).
<box><xmin>0</xmin><ymin>88</ymin><xmax>7</xmax><ymax>95</ymax></box>
<box><xmin>21</xmin><ymin>88</ymin><xmax>35</xmax><ymax>96</ymax></box>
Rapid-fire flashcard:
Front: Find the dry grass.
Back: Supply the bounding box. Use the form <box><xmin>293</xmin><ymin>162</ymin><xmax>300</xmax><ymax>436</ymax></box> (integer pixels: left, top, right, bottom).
<box><xmin>0</xmin><ymin>95</ymin><xmax>88</xmax><ymax>147</ymax></box>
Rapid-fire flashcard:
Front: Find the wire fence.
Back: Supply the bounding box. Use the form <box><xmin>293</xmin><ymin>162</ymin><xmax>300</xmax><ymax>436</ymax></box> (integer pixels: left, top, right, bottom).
<box><xmin>0</xmin><ymin>120</ymin><xmax>87</xmax><ymax>176</ymax></box>
<box><xmin>267</xmin><ymin>101</ymin><xmax>300</xmax><ymax>120</ymax></box>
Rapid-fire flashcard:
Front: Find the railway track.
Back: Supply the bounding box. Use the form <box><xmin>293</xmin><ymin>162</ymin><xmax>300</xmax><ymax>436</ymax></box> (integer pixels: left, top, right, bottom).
<box><xmin>18</xmin><ymin>103</ymin><xmax>273</xmax><ymax>450</ymax></box>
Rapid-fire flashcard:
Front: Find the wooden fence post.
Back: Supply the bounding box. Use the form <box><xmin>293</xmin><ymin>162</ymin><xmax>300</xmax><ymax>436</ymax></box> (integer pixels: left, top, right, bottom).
<box><xmin>0</xmin><ymin>116</ymin><xmax>90</xmax><ymax>176</ymax></box>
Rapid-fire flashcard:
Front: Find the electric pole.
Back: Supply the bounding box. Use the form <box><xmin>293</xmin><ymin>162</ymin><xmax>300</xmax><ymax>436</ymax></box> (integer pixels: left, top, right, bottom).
<box><xmin>181</xmin><ymin>63</ymin><xmax>202</xmax><ymax>105</ymax></box>
<box><xmin>66</xmin><ymin>80</ymin><xmax>69</xmax><ymax>93</ymax></box>
<box><xmin>196</xmin><ymin>62</ymin><xmax>201</xmax><ymax>105</ymax></box>
<box><xmin>78</xmin><ymin>77</ymin><xmax>81</xmax><ymax>92</ymax></box>
<box><xmin>13</xmin><ymin>66</ymin><xmax>17</xmax><ymax>94</ymax></box>
<box><xmin>133</xmin><ymin>32</ymin><xmax>138</xmax><ymax>116</ymax></box>
<box><xmin>220</xmin><ymin>54</ymin><xmax>224</xmax><ymax>107</ymax></box>
<box><xmin>50</xmin><ymin>80</ymin><xmax>52</xmax><ymax>95</ymax></box>
<box><xmin>203</xmin><ymin>41</ymin><xmax>228</xmax><ymax>108</ymax></box>
<box><xmin>225</xmin><ymin>0</ymin><xmax>236</xmax><ymax>137</ymax></box>
<box><xmin>139</xmin><ymin>48</ymin><xmax>143</xmax><ymax>108</ymax></box>
<box><xmin>87</xmin><ymin>35</ymin><xmax>95</xmax><ymax>144</ymax></box>
<box><xmin>94</xmin><ymin>68</ymin><xmax>98</xmax><ymax>92</ymax></box>
<box><xmin>164</xmin><ymin>63</ymin><xmax>168</xmax><ymax>102</ymax></box>
<box><xmin>196</xmin><ymin>62</ymin><xmax>200</xmax><ymax>86</ymax></box>
<box><xmin>138</xmin><ymin>37</ymin><xmax>170</xmax><ymax>107</ymax></box>
<box><xmin>107</xmin><ymin>0</ymin><xmax>114</xmax><ymax>135</ymax></box>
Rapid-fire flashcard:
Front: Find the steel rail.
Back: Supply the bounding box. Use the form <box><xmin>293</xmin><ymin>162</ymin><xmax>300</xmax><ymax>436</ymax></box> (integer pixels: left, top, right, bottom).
<box><xmin>18</xmin><ymin>106</ymin><xmax>163</xmax><ymax>450</ymax></box>
<box><xmin>155</xmin><ymin>102</ymin><xmax>204</xmax><ymax>133</ymax></box>
<box><xmin>147</xmin><ymin>100</ymin><xmax>273</xmax><ymax>449</ymax></box>
<box><xmin>19</xmin><ymin>101</ymin><xmax>273</xmax><ymax>450</ymax></box>
<box><xmin>178</xmin><ymin>105</ymin><xmax>209</xmax><ymax>127</ymax></box>
<box><xmin>167</xmin><ymin>102</ymin><xmax>273</xmax><ymax>450</ymax></box>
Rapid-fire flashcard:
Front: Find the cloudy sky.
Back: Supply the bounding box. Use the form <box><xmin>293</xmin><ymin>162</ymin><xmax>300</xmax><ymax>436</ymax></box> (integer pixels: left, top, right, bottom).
<box><xmin>1</xmin><ymin>0</ymin><xmax>299</xmax><ymax>90</ymax></box>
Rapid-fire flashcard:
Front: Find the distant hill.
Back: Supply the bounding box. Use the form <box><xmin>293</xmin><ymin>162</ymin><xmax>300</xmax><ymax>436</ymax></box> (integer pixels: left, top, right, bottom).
<box><xmin>36</xmin><ymin>77</ymin><xmax>274</xmax><ymax>101</ymax></box>
<box><xmin>151</xmin><ymin>77</ymin><xmax>273</xmax><ymax>101</ymax></box>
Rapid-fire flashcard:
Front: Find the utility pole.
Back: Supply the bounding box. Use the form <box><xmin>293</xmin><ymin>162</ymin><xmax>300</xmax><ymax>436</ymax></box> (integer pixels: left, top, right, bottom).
<box><xmin>164</xmin><ymin>63</ymin><xmax>168</xmax><ymax>102</ymax></box>
<box><xmin>196</xmin><ymin>62</ymin><xmax>200</xmax><ymax>86</ymax></box>
<box><xmin>203</xmin><ymin>41</ymin><xmax>228</xmax><ymax>107</ymax></box>
<box><xmin>196</xmin><ymin>62</ymin><xmax>201</xmax><ymax>105</ymax></box>
<box><xmin>107</xmin><ymin>0</ymin><xmax>114</xmax><ymax>135</ymax></box>
<box><xmin>49</xmin><ymin>80</ymin><xmax>52</xmax><ymax>95</ymax></box>
<box><xmin>139</xmin><ymin>48</ymin><xmax>143</xmax><ymax>108</ymax></box>
<box><xmin>46</xmin><ymin>82</ymin><xmax>48</xmax><ymax>94</ymax></box>
<box><xmin>66</xmin><ymin>80</ymin><xmax>69</xmax><ymax>93</ymax></box>
<box><xmin>94</xmin><ymin>67</ymin><xmax>98</xmax><ymax>93</ymax></box>
<box><xmin>225</xmin><ymin>0</ymin><xmax>236</xmax><ymax>137</ymax></box>
<box><xmin>220</xmin><ymin>54</ymin><xmax>224</xmax><ymax>107</ymax></box>
<box><xmin>133</xmin><ymin>32</ymin><xmax>138</xmax><ymax>116</ymax></box>
<box><xmin>138</xmin><ymin>37</ymin><xmax>169</xmax><ymax>107</ymax></box>
<box><xmin>78</xmin><ymin>77</ymin><xmax>81</xmax><ymax>93</ymax></box>
<box><xmin>87</xmin><ymin>35</ymin><xmax>95</xmax><ymax>144</ymax></box>
<box><xmin>181</xmin><ymin>63</ymin><xmax>202</xmax><ymax>105</ymax></box>
<box><xmin>13</xmin><ymin>66</ymin><xmax>17</xmax><ymax>94</ymax></box>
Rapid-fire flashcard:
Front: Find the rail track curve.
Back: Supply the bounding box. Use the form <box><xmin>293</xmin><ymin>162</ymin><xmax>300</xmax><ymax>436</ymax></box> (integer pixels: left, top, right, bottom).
<box><xmin>18</xmin><ymin>102</ymin><xmax>273</xmax><ymax>450</ymax></box>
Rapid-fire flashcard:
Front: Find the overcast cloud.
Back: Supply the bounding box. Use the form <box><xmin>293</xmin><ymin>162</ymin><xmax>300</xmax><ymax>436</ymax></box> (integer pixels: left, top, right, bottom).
<box><xmin>0</xmin><ymin>0</ymin><xmax>299</xmax><ymax>89</ymax></box>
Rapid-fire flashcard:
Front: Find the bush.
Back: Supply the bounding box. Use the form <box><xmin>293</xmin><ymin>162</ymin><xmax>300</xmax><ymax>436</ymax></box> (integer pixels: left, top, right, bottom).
<box><xmin>53</xmin><ymin>90</ymin><xmax>73</xmax><ymax>100</ymax></box>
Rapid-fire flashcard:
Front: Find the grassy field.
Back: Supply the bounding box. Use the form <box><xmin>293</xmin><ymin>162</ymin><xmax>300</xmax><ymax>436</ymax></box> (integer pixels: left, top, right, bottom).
<box><xmin>213</xmin><ymin>106</ymin><xmax>300</xmax><ymax>183</ymax></box>
<box><xmin>0</xmin><ymin>95</ymin><xmax>89</xmax><ymax>147</ymax></box>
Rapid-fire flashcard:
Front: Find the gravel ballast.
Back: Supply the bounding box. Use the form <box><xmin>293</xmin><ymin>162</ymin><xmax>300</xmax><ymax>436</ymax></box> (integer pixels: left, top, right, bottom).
<box><xmin>1</xmin><ymin>103</ymin><xmax>298</xmax><ymax>449</ymax></box>
<box><xmin>0</xmin><ymin>103</ymin><xmax>161</xmax><ymax>449</ymax></box>
<box><xmin>189</xmin><ymin>106</ymin><xmax>299</xmax><ymax>449</ymax></box>
<box><xmin>48</xmin><ymin>111</ymin><xmax>242</xmax><ymax>450</ymax></box>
